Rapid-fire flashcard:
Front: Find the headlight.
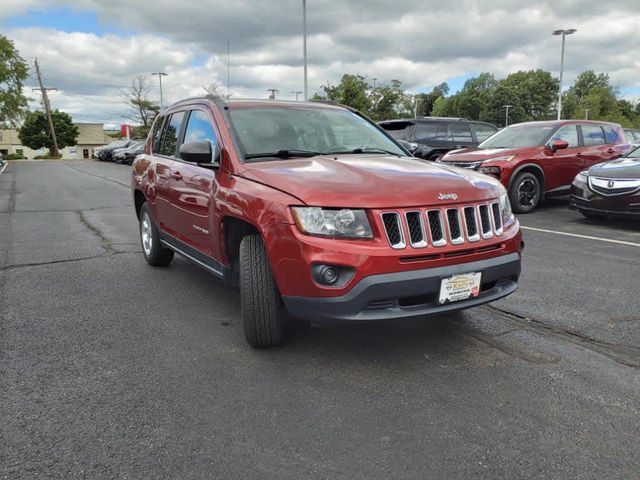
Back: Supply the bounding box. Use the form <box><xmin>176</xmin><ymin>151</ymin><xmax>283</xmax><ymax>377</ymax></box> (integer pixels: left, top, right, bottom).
<box><xmin>483</xmin><ymin>155</ymin><xmax>515</xmax><ymax>163</ymax></box>
<box><xmin>499</xmin><ymin>193</ymin><xmax>514</xmax><ymax>224</ymax></box>
<box><xmin>292</xmin><ymin>207</ymin><xmax>373</xmax><ymax>238</ymax></box>
<box><xmin>575</xmin><ymin>170</ymin><xmax>589</xmax><ymax>183</ymax></box>
<box><xmin>479</xmin><ymin>166</ymin><xmax>501</xmax><ymax>177</ymax></box>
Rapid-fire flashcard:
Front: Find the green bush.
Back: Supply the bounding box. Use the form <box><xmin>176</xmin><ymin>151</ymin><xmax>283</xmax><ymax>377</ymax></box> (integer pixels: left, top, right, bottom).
<box><xmin>33</xmin><ymin>153</ymin><xmax>62</xmax><ymax>160</ymax></box>
<box><xmin>5</xmin><ymin>152</ymin><xmax>27</xmax><ymax>160</ymax></box>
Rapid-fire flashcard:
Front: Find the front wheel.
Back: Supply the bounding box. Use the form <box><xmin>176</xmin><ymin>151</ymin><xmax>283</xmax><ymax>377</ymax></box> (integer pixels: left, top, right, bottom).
<box><xmin>509</xmin><ymin>172</ymin><xmax>541</xmax><ymax>214</ymax></box>
<box><xmin>239</xmin><ymin>235</ymin><xmax>285</xmax><ymax>348</ymax></box>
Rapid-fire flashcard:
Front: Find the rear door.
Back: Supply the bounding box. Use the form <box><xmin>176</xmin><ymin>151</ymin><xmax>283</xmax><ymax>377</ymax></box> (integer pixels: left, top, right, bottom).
<box><xmin>154</xmin><ymin>111</ymin><xmax>186</xmax><ymax>235</ymax></box>
<box><xmin>448</xmin><ymin>122</ymin><xmax>475</xmax><ymax>149</ymax></box>
<box><xmin>470</xmin><ymin>122</ymin><xmax>498</xmax><ymax>144</ymax></box>
<box><xmin>169</xmin><ymin>108</ymin><xmax>219</xmax><ymax>257</ymax></box>
<box><xmin>579</xmin><ymin>124</ymin><xmax>609</xmax><ymax>169</ymax></box>
<box><xmin>545</xmin><ymin>124</ymin><xmax>582</xmax><ymax>190</ymax></box>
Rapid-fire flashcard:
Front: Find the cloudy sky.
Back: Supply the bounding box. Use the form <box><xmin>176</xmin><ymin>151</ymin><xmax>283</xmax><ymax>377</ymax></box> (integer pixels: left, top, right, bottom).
<box><xmin>1</xmin><ymin>0</ymin><xmax>639</xmax><ymax>128</ymax></box>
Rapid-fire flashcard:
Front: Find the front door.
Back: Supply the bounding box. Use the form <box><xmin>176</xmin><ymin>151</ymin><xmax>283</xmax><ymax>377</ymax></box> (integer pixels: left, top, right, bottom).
<box><xmin>169</xmin><ymin>108</ymin><xmax>219</xmax><ymax>257</ymax></box>
<box><xmin>545</xmin><ymin>124</ymin><xmax>582</xmax><ymax>190</ymax></box>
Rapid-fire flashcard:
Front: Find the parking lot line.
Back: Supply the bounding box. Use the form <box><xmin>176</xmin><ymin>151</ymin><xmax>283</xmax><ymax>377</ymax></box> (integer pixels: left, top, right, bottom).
<box><xmin>0</xmin><ymin>162</ymin><xmax>8</xmax><ymax>175</ymax></box>
<box><xmin>521</xmin><ymin>225</ymin><xmax>640</xmax><ymax>248</ymax></box>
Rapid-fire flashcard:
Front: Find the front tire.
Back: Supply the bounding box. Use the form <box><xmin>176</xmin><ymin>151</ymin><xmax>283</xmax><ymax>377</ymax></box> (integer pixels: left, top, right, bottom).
<box><xmin>509</xmin><ymin>172</ymin><xmax>541</xmax><ymax>213</ymax></box>
<box><xmin>139</xmin><ymin>203</ymin><xmax>174</xmax><ymax>266</ymax></box>
<box><xmin>239</xmin><ymin>235</ymin><xmax>285</xmax><ymax>348</ymax></box>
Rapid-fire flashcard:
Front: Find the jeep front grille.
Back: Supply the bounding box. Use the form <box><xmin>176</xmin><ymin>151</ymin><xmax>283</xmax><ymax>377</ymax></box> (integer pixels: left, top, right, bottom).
<box><xmin>380</xmin><ymin>202</ymin><xmax>502</xmax><ymax>250</ymax></box>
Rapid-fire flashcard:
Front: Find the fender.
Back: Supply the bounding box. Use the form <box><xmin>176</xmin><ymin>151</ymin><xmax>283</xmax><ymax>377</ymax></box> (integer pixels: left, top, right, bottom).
<box><xmin>508</xmin><ymin>163</ymin><xmax>546</xmax><ymax>193</ymax></box>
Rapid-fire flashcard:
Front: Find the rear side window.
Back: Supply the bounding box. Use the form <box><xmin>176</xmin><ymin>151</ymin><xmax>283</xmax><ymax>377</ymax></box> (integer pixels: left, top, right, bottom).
<box><xmin>581</xmin><ymin>125</ymin><xmax>605</xmax><ymax>146</ymax></box>
<box><xmin>448</xmin><ymin>123</ymin><xmax>473</xmax><ymax>142</ymax></box>
<box><xmin>602</xmin><ymin>125</ymin><xmax>619</xmax><ymax>144</ymax></box>
<box><xmin>151</xmin><ymin>115</ymin><xmax>165</xmax><ymax>153</ymax></box>
<box><xmin>380</xmin><ymin>121</ymin><xmax>414</xmax><ymax>140</ymax></box>
<box><xmin>551</xmin><ymin>125</ymin><xmax>579</xmax><ymax>148</ymax></box>
<box><xmin>183</xmin><ymin>110</ymin><xmax>218</xmax><ymax>148</ymax></box>
<box><xmin>414</xmin><ymin>122</ymin><xmax>448</xmax><ymax>141</ymax></box>
<box><xmin>160</xmin><ymin>112</ymin><xmax>185</xmax><ymax>157</ymax></box>
<box><xmin>471</xmin><ymin>123</ymin><xmax>498</xmax><ymax>142</ymax></box>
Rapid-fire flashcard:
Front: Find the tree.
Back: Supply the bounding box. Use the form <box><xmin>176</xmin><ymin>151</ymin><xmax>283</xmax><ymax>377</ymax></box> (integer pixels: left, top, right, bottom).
<box><xmin>415</xmin><ymin>82</ymin><xmax>449</xmax><ymax>117</ymax></box>
<box><xmin>121</xmin><ymin>75</ymin><xmax>160</xmax><ymax>132</ymax></box>
<box><xmin>370</xmin><ymin>79</ymin><xmax>412</xmax><ymax>120</ymax></box>
<box><xmin>317</xmin><ymin>74</ymin><xmax>372</xmax><ymax>114</ymax></box>
<box><xmin>19</xmin><ymin>110</ymin><xmax>79</xmax><ymax>153</ymax></box>
<box><xmin>203</xmin><ymin>81</ymin><xmax>231</xmax><ymax>99</ymax></box>
<box><xmin>453</xmin><ymin>73</ymin><xmax>498</xmax><ymax>120</ymax></box>
<box><xmin>0</xmin><ymin>34</ymin><xmax>29</xmax><ymax>126</ymax></box>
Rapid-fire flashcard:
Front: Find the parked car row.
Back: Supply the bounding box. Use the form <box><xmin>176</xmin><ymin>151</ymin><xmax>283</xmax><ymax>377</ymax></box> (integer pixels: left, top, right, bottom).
<box><xmin>96</xmin><ymin>139</ymin><xmax>145</xmax><ymax>164</ymax></box>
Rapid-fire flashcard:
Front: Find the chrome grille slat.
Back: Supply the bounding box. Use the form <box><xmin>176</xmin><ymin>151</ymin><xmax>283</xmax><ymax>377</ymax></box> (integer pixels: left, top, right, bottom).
<box><xmin>478</xmin><ymin>204</ymin><xmax>493</xmax><ymax>239</ymax></box>
<box><xmin>491</xmin><ymin>202</ymin><xmax>503</xmax><ymax>236</ymax></box>
<box><xmin>405</xmin><ymin>211</ymin><xmax>427</xmax><ymax>248</ymax></box>
<box><xmin>381</xmin><ymin>212</ymin><xmax>406</xmax><ymax>249</ymax></box>
<box><xmin>463</xmin><ymin>206</ymin><xmax>480</xmax><ymax>242</ymax></box>
<box><xmin>427</xmin><ymin>210</ymin><xmax>446</xmax><ymax>247</ymax></box>
<box><xmin>446</xmin><ymin>208</ymin><xmax>464</xmax><ymax>245</ymax></box>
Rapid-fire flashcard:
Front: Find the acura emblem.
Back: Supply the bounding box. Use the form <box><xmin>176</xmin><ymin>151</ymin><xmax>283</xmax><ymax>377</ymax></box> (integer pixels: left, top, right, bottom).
<box><xmin>438</xmin><ymin>193</ymin><xmax>458</xmax><ymax>200</ymax></box>
<box><xmin>607</xmin><ymin>180</ymin><xmax>615</xmax><ymax>188</ymax></box>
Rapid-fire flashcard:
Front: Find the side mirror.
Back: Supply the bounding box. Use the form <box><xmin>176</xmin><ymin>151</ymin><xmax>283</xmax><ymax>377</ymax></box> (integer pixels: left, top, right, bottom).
<box><xmin>179</xmin><ymin>140</ymin><xmax>220</xmax><ymax>168</ymax></box>
<box><xmin>550</xmin><ymin>139</ymin><xmax>569</xmax><ymax>153</ymax></box>
<box><xmin>397</xmin><ymin>139</ymin><xmax>418</xmax><ymax>154</ymax></box>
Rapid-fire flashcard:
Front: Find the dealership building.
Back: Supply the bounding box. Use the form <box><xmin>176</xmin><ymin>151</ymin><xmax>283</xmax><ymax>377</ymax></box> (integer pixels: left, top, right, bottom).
<box><xmin>0</xmin><ymin>123</ymin><xmax>113</xmax><ymax>159</ymax></box>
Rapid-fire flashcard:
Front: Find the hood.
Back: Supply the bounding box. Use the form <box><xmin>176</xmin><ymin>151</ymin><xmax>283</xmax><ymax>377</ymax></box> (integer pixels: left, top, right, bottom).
<box><xmin>239</xmin><ymin>154</ymin><xmax>503</xmax><ymax>208</ymax></box>
<box><xmin>442</xmin><ymin>147</ymin><xmax>538</xmax><ymax>162</ymax></box>
<box><xmin>589</xmin><ymin>157</ymin><xmax>640</xmax><ymax>179</ymax></box>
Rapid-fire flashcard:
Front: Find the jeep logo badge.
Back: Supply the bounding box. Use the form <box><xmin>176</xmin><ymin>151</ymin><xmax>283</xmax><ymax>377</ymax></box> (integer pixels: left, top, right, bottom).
<box><xmin>607</xmin><ymin>180</ymin><xmax>615</xmax><ymax>188</ymax></box>
<box><xmin>438</xmin><ymin>193</ymin><xmax>458</xmax><ymax>201</ymax></box>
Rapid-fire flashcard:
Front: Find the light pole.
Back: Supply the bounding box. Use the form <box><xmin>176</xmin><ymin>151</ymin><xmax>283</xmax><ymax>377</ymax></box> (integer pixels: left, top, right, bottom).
<box><xmin>302</xmin><ymin>0</ymin><xmax>308</xmax><ymax>101</ymax></box>
<box><xmin>291</xmin><ymin>91</ymin><xmax>303</xmax><ymax>101</ymax></box>
<box><xmin>552</xmin><ymin>28</ymin><xmax>576</xmax><ymax>120</ymax></box>
<box><xmin>584</xmin><ymin>108</ymin><xmax>590</xmax><ymax>120</ymax></box>
<box><xmin>503</xmin><ymin>104</ymin><xmax>513</xmax><ymax>127</ymax></box>
<box><xmin>151</xmin><ymin>72</ymin><xmax>168</xmax><ymax>109</ymax></box>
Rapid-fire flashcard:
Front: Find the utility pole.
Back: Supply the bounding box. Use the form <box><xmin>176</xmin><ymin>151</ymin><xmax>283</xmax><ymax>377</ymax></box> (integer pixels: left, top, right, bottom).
<box><xmin>33</xmin><ymin>58</ymin><xmax>60</xmax><ymax>157</ymax></box>
<box><xmin>552</xmin><ymin>29</ymin><xmax>577</xmax><ymax>120</ymax></box>
<box><xmin>291</xmin><ymin>91</ymin><xmax>303</xmax><ymax>101</ymax></box>
<box><xmin>584</xmin><ymin>108</ymin><xmax>590</xmax><ymax>120</ymax></box>
<box><xmin>302</xmin><ymin>0</ymin><xmax>308</xmax><ymax>101</ymax></box>
<box><xmin>151</xmin><ymin>72</ymin><xmax>168</xmax><ymax>109</ymax></box>
<box><xmin>267</xmin><ymin>88</ymin><xmax>279</xmax><ymax>100</ymax></box>
<box><xmin>503</xmin><ymin>104</ymin><xmax>513</xmax><ymax>127</ymax></box>
<box><xmin>372</xmin><ymin>77</ymin><xmax>377</xmax><ymax>90</ymax></box>
<box><xmin>227</xmin><ymin>38</ymin><xmax>230</xmax><ymax>98</ymax></box>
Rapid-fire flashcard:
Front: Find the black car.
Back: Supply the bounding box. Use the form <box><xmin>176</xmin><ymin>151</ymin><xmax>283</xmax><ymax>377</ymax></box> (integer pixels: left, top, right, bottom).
<box><xmin>570</xmin><ymin>145</ymin><xmax>640</xmax><ymax>219</ymax></box>
<box><xmin>379</xmin><ymin>117</ymin><xmax>498</xmax><ymax>160</ymax></box>
<box><xmin>623</xmin><ymin>128</ymin><xmax>640</xmax><ymax>144</ymax></box>
<box><xmin>98</xmin><ymin>140</ymin><xmax>134</xmax><ymax>162</ymax></box>
<box><xmin>113</xmin><ymin>141</ymin><xmax>145</xmax><ymax>165</ymax></box>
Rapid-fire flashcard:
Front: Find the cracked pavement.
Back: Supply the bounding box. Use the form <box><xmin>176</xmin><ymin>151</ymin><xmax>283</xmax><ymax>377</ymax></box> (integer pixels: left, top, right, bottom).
<box><xmin>1</xmin><ymin>160</ymin><xmax>639</xmax><ymax>479</ymax></box>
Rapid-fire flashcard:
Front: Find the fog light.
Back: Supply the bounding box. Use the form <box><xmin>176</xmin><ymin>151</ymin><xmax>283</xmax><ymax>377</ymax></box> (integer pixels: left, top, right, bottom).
<box><xmin>320</xmin><ymin>266</ymin><xmax>338</xmax><ymax>284</ymax></box>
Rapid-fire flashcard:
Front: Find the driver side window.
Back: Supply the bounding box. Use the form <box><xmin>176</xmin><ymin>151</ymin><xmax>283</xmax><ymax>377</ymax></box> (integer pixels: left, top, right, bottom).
<box><xmin>551</xmin><ymin>125</ymin><xmax>579</xmax><ymax>148</ymax></box>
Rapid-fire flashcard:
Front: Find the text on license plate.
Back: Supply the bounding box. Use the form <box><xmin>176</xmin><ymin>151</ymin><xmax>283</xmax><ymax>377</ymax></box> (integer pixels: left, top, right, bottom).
<box><xmin>438</xmin><ymin>272</ymin><xmax>482</xmax><ymax>304</ymax></box>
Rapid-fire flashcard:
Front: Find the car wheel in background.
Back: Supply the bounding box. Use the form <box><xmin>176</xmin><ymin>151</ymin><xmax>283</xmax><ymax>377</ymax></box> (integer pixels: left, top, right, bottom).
<box><xmin>509</xmin><ymin>172</ymin><xmax>541</xmax><ymax>213</ymax></box>
<box><xmin>239</xmin><ymin>234</ymin><xmax>285</xmax><ymax>348</ymax></box>
<box><xmin>139</xmin><ymin>203</ymin><xmax>174</xmax><ymax>266</ymax></box>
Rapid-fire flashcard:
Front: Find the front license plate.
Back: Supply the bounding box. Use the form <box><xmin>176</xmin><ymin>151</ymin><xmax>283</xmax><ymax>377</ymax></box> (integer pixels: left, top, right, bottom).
<box><xmin>438</xmin><ymin>272</ymin><xmax>482</xmax><ymax>304</ymax></box>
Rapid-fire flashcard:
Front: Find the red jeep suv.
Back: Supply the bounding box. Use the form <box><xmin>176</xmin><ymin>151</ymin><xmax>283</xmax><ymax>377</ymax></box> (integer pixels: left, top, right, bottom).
<box><xmin>132</xmin><ymin>97</ymin><xmax>523</xmax><ymax>347</ymax></box>
<box><xmin>439</xmin><ymin>120</ymin><xmax>629</xmax><ymax>213</ymax></box>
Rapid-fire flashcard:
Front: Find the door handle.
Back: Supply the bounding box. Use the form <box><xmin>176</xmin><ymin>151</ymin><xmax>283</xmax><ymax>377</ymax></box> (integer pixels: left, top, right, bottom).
<box><xmin>607</xmin><ymin>148</ymin><xmax>616</xmax><ymax>154</ymax></box>
<box><xmin>172</xmin><ymin>171</ymin><xmax>183</xmax><ymax>180</ymax></box>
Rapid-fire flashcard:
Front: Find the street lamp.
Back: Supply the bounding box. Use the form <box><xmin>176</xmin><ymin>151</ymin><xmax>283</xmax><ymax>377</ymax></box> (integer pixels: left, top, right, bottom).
<box><xmin>552</xmin><ymin>28</ymin><xmax>577</xmax><ymax>120</ymax></box>
<box><xmin>302</xmin><ymin>0</ymin><xmax>308</xmax><ymax>101</ymax></box>
<box><xmin>503</xmin><ymin>104</ymin><xmax>513</xmax><ymax>127</ymax></box>
<box><xmin>291</xmin><ymin>91</ymin><xmax>303</xmax><ymax>101</ymax></box>
<box><xmin>151</xmin><ymin>72</ymin><xmax>168</xmax><ymax>109</ymax></box>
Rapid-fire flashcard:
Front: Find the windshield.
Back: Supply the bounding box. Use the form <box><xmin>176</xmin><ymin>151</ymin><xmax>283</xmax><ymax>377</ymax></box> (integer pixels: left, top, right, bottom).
<box><xmin>626</xmin><ymin>146</ymin><xmax>640</xmax><ymax>158</ymax></box>
<box><xmin>479</xmin><ymin>124</ymin><xmax>555</xmax><ymax>149</ymax></box>
<box><xmin>228</xmin><ymin>106</ymin><xmax>405</xmax><ymax>161</ymax></box>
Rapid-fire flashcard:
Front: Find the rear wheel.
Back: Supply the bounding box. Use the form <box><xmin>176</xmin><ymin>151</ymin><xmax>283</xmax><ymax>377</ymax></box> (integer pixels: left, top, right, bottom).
<box><xmin>139</xmin><ymin>203</ymin><xmax>174</xmax><ymax>266</ymax></box>
<box><xmin>239</xmin><ymin>235</ymin><xmax>285</xmax><ymax>348</ymax></box>
<box><xmin>509</xmin><ymin>172</ymin><xmax>541</xmax><ymax>213</ymax></box>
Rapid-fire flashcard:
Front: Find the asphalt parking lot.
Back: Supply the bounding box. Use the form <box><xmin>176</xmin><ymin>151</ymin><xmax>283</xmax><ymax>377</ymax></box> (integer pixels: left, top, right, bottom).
<box><xmin>1</xmin><ymin>160</ymin><xmax>639</xmax><ymax>479</ymax></box>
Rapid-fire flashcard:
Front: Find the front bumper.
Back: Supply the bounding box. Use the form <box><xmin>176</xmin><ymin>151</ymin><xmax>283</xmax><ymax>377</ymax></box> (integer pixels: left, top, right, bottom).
<box><xmin>282</xmin><ymin>253</ymin><xmax>520</xmax><ymax>322</ymax></box>
<box><xmin>569</xmin><ymin>182</ymin><xmax>640</xmax><ymax>218</ymax></box>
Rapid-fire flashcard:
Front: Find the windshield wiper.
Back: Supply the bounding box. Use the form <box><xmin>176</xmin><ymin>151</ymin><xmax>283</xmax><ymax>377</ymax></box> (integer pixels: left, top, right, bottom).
<box><xmin>327</xmin><ymin>147</ymin><xmax>402</xmax><ymax>157</ymax></box>
<box><xmin>244</xmin><ymin>149</ymin><xmax>323</xmax><ymax>160</ymax></box>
